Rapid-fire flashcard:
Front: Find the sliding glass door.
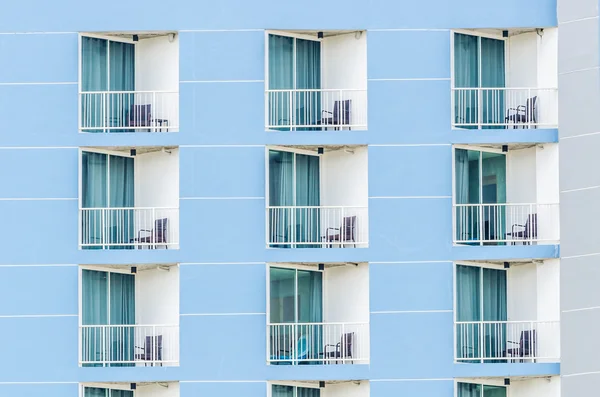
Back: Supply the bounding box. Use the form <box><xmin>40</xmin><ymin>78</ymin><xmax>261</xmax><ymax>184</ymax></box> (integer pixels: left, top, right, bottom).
<box><xmin>82</xmin><ymin>269</ymin><xmax>136</xmax><ymax>367</ymax></box>
<box><xmin>458</xmin><ymin>383</ymin><xmax>507</xmax><ymax>397</ymax></box>
<box><xmin>455</xmin><ymin>148</ymin><xmax>506</xmax><ymax>244</ymax></box>
<box><xmin>270</xmin><ymin>267</ymin><xmax>323</xmax><ymax>363</ymax></box>
<box><xmin>272</xmin><ymin>385</ymin><xmax>320</xmax><ymax>397</ymax></box>
<box><xmin>82</xmin><ymin>36</ymin><xmax>135</xmax><ymax>131</ymax></box>
<box><xmin>268</xmin><ymin>34</ymin><xmax>321</xmax><ymax>130</ymax></box>
<box><xmin>269</xmin><ymin>150</ymin><xmax>320</xmax><ymax>247</ymax></box>
<box><xmin>84</xmin><ymin>387</ymin><xmax>134</xmax><ymax>397</ymax></box>
<box><xmin>456</xmin><ymin>265</ymin><xmax>507</xmax><ymax>362</ymax></box>
<box><xmin>82</xmin><ymin>151</ymin><xmax>135</xmax><ymax>249</ymax></box>
<box><xmin>454</xmin><ymin>33</ymin><xmax>506</xmax><ymax>128</ymax></box>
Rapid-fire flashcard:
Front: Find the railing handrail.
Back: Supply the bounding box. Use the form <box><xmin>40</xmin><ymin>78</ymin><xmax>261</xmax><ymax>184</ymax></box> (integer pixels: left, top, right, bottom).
<box><xmin>80</xmin><ymin>324</ymin><xmax>179</xmax><ymax>328</ymax></box>
<box><xmin>453</xmin><ymin>203</ymin><xmax>559</xmax><ymax>207</ymax></box>
<box><xmin>80</xmin><ymin>206</ymin><xmax>179</xmax><ymax>210</ymax></box>
<box><xmin>267</xmin><ymin>205</ymin><xmax>367</xmax><ymax>209</ymax></box>
<box><xmin>265</xmin><ymin>88</ymin><xmax>366</xmax><ymax>93</ymax></box>
<box><xmin>456</xmin><ymin>320</ymin><xmax>559</xmax><ymax>325</ymax></box>
<box><xmin>268</xmin><ymin>321</ymin><xmax>369</xmax><ymax>326</ymax></box>
<box><xmin>80</xmin><ymin>90</ymin><xmax>178</xmax><ymax>94</ymax></box>
<box><xmin>451</xmin><ymin>87</ymin><xmax>558</xmax><ymax>91</ymax></box>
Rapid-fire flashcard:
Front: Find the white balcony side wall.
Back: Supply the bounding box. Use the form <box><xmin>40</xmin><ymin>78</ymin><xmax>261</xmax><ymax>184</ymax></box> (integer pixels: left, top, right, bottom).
<box><xmin>324</xmin><ymin>264</ymin><xmax>369</xmax><ymax>323</ymax></box>
<box><xmin>136</xmin><ymin>265</ymin><xmax>180</xmax><ymax>325</ymax></box>
<box><xmin>321</xmin><ymin>147</ymin><xmax>368</xmax><ymax>207</ymax></box>
<box><xmin>321</xmin><ymin>32</ymin><xmax>367</xmax><ymax>90</ymax></box>
<box><xmin>511</xmin><ymin>377</ymin><xmax>560</xmax><ymax>397</ymax></box>
<box><xmin>324</xmin><ymin>381</ymin><xmax>369</xmax><ymax>397</ymax></box>
<box><xmin>507</xmin><ymin>263</ymin><xmax>538</xmax><ymax>322</ymax></box>
<box><xmin>508</xmin><ymin>32</ymin><xmax>538</xmax><ymax>88</ymax></box>
<box><xmin>134</xmin><ymin>149</ymin><xmax>180</xmax><ymax>208</ymax></box>
<box><xmin>537</xmin><ymin>28</ymin><xmax>558</xmax><ymax>89</ymax></box>
<box><xmin>135</xmin><ymin>382</ymin><xmax>180</xmax><ymax>397</ymax></box>
<box><xmin>507</xmin><ymin>147</ymin><xmax>537</xmax><ymax>204</ymax></box>
<box><xmin>135</xmin><ymin>35</ymin><xmax>179</xmax><ymax>92</ymax></box>
<box><xmin>537</xmin><ymin>259</ymin><xmax>560</xmax><ymax>322</ymax></box>
<box><xmin>536</xmin><ymin>144</ymin><xmax>559</xmax><ymax>204</ymax></box>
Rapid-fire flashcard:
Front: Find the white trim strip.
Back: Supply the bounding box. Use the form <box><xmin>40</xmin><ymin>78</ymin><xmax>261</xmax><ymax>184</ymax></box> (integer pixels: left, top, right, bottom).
<box><xmin>0</xmin><ymin>82</ymin><xmax>77</xmax><ymax>86</ymax></box>
<box><xmin>562</xmin><ymin>252</ymin><xmax>600</xmax><ymax>259</ymax></box>
<box><xmin>369</xmin><ymin>77</ymin><xmax>450</xmax><ymax>81</ymax></box>
<box><xmin>561</xmin><ymin>185</ymin><xmax>600</xmax><ymax>193</ymax></box>
<box><xmin>181</xmin><ymin>262</ymin><xmax>265</xmax><ymax>266</ymax></box>
<box><xmin>559</xmin><ymin>15</ymin><xmax>599</xmax><ymax>25</ymax></box>
<box><xmin>181</xmin><ymin>312</ymin><xmax>266</xmax><ymax>316</ymax></box>
<box><xmin>370</xmin><ymin>143</ymin><xmax>451</xmax><ymax>147</ymax></box>
<box><xmin>563</xmin><ymin>370</ymin><xmax>600</xmax><ymax>378</ymax></box>
<box><xmin>559</xmin><ymin>66</ymin><xmax>600</xmax><ymax>76</ymax></box>
<box><xmin>370</xmin><ymin>196</ymin><xmax>451</xmax><ymax>199</ymax></box>
<box><xmin>0</xmin><ymin>314</ymin><xmax>77</xmax><ymax>318</ymax></box>
<box><xmin>560</xmin><ymin>131</ymin><xmax>600</xmax><ymax>140</ymax></box>
<box><xmin>181</xmin><ymin>80</ymin><xmax>263</xmax><ymax>84</ymax></box>
<box><xmin>563</xmin><ymin>306</ymin><xmax>600</xmax><ymax>313</ymax></box>
<box><xmin>371</xmin><ymin>378</ymin><xmax>453</xmax><ymax>382</ymax></box>
<box><xmin>371</xmin><ymin>310</ymin><xmax>452</xmax><ymax>314</ymax></box>
<box><xmin>181</xmin><ymin>197</ymin><xmax>264</xmax><ymax>200</ymax></box>
<box><xmin>0</xmin><ymin>198</ymin><xmax>77</xmax><ymax>201</ymax></box>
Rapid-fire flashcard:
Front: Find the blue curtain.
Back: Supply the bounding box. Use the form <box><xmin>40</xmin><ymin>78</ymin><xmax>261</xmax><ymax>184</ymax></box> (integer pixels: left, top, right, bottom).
<box><xmin>269</xmin><ymin>34</ymin><xmax>294</xmax><ymax>129</ymax></box>
<box><xmin>110</xmin><ymin>391</ymin><xmax>134</xmax><ymax>397</ymax></box>
<box><xmin>295</xmin><ymin>38</ymin><xmax>321</xmax><ymax>130</ymax></box>
<box><xmin>109</xmin><ymin>273</ymin><xmax>136</xmax><ymax>366</ymax></box>
<box><xmin>454</xmin><ymin>33</ymin><xmax>478</xmax><ymax>127</ymax></box>
<box><xmin>82</xmin><ymin>270</ymin><xmax>108</xmax><ymax>367</ymax></box>
<box><xmin>295</xmin><ymin>154</ymin><xmax>320</xmax><ymax>247</ymax></box>
<box><xmin>272</xmin><ymin>385</ymin><xmax>294</xmax><ymax>397</ymax></box>
<box><xmin>84</xmin><ymin>387</ymin><xmax>108</xmax><ymax>397</ymax></box>
<box><xmin>269</xmin><ymin>150</ymin><xmax>294</xmax><ymax>246</ymax></box>
<box><xmin>109</xmin><ymin>41</ymin><xmax>135</xmax><ymax>131</ymax></box>
<box><xmin>456</xmin><ymin>265</ymin><xmax>481</xmax><ymax>361</ymax></box>
<box><xmin>481</xmin><ymin>38</ymin><xmax>505</xmax><ymax>129</ymax></box>
<box><xmin>481</xmin><ymin>152</ymin><xmax>506</xmax><ymax>243</ymax></box>
<box><xmin>484</xmin><ymin>386</ymin><xmax>507</xmax><ymax>397</ymax></box>
<box><xmin>455</xmin><ymin>149</ymin><xmax>481</xmax><ymax>242</ymax></box>
<box><xmin>483</xmin><ymin>268</ymin><xmax>507</xmax><ymax>361</ymax></box>
<box><xmin>297</xmin><ymin>387</ymin><xmax>320</xmax><ymax>397</ymax></box>
<box><xmin>298</xmin><ymin>270</ymin><xmax>322</xmax><ymax>364</ymax></box>
<box><xmin>82</xmin><ymin>152</ymin><xmax>108</xmax><ymax>249</ymax></box>
<box><xmin>108</xmin><ymin>155</ymin><xmax>135</xmax><ymax>248</ymax></box>
<box><xmin>458</xmin><ymin>383</ymin><xmax>482</xmax><ymax>397</ymax></box>
<box><xmin>81</xmin><ymin>37</ymin><xmax>108</xmax><ymax>132</ymax></box>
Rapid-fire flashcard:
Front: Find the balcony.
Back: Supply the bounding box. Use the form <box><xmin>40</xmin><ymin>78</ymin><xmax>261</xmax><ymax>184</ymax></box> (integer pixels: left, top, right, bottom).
<box><xmin>453</xmin><ymin>144</ymin><xmax>559</xmax><ymax>246</ymax></box>
<box><xmin>79</xmin><ymin>32</ymin><xmax>179</xmax><ymax>133</ymax></box>
<box><xmin>267</xmin><ymin>263</ymin><xmax>369</xmax><ymax>365</ymax></box>
<box><xmin>79</xmin><ymin>147</ymin><xmax>179</xmax><ymax>250</ymax></box>
<box><xmin>271</xmin><ymin>382</ymin><xmax>369</xmax><ymax>397</ymax></box>
<box><xmin>267</xmin><ymin>146</ymin><xmax>368</xmax><ymax>248</ymax></box>
<box><xmin>81</xmin><ymin>382</ymin><xmax>179</xmax><ymax>396</ymax></box>
<box><xmin>452</xmin><ymin>29</ymin><xmax>557</xmax><ymax>130</ymax></box>
<box><xmin>456</xmin><ymin>378</ymin><xmax>559</xmax><ymax>397</ymax></box>
<box><xmin>266</xmin><ymin>31</ymin><xmax>367</xmax><ymax>131</ymax></box>
<box><xmin>79</xmin><ymin>264</ymin><xmax>180</xmax><ymax>367</ymax></box>
<box><xmin>455</xmin><ymin>260</ymin><xmax>560</xmax><ymax>364</ymax></box>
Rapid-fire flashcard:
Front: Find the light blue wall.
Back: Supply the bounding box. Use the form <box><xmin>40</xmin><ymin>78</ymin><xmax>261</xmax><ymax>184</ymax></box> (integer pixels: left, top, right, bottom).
<box><xmin>0</xmin><ymin>0</ymin><xmax>560</xmax><ymax>394</ymax></box>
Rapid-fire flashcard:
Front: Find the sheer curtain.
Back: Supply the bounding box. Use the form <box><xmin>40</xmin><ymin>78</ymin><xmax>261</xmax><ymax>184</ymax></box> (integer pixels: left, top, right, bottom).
<box><xmin>108</xmin><ymin>155</ymin><xmax>135</xmax><ymax>249</ymax></box>
<box><xmin>295</xmin><ymin>154</ymin><xmax>320</xmax><ymax>246</ymax></box>
<box><xmin>269</xmin><ymin>35</ymin><xmax>294</xmax><ymax>129</ymax></box>
<box><xmin>484</xmin><ymin>385</ymin><xmax>507</xmax><ymax>397</ymax></box>
<box><xmin>109</xmin><ymin>273</ymin><xmax>136</xmax><ymax>366</ymax></box>
<box><xmin>269</xmin><ymin>150</ymin><xmax>294</xmax><ymax>246</ymax></box>
<box><xmin>272</xmin><ymin>385</ymin><xmax>294</xmax><ymax>397</ymax></box>
<box><xmin>297</xmin><ymin>387</ymin><xmax>320</xmax><ymax>397</ymax></box>
<box><xmin>481</xmin><ymin>38</ymin><xmax>505</xmax><ymax>128</ymax></box>
<box><xmin>295</xmin><ymin>38</ymin><xmax>321</xmax><ymax>130</ymax></box>
<box><xmin>456</xmin><ymin>265</ymin><xmax>481</xmax><ymax>360</ymax></box>
<box><xmin>84</xmin><ymin>387</ymin><xmax>108</xmax><ymax>397</ymax></box>
<box><xmin>454</xmin><ymin>33</ymin><xmax>478</xmax><ymax>127</ymax></box>
<box><xmin>483</xmin><ymin>268</ymin><xmax>507</xmax><ymax>360</ymax></box>
<box><xmin>109</xmin><ymin>41</ymin><xmax>135</xmax><ymax>131</ymax></box>
<box><xmin>82</xmin><ymin>37</ymin><xmax>108</xmax><ymax>131</ymax></box>
<box><xmin>82</xmin><ymin>270</ymin><xmax>108</xmax><ymax>367</ymax></box>
<box><xmin>458</xmin><ymin>383</ymin><xmax>482</xmax><ymax>397</ymax></box>
<box><xmin>82</xmin><ymin>152</ymin><xmax>108</xmax><ymax>249</ymax></box>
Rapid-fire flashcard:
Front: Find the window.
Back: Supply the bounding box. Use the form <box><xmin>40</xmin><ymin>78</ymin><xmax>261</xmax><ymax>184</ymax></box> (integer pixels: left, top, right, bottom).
<box><xmin>272</xmin><ymin>385</ymin><xmax>320</xmax><ymax>397</ymax></box>
<box><xmin>457</xmin><ymin>383</ymin><xmax>506</xmax><ymax>397</ymax></box>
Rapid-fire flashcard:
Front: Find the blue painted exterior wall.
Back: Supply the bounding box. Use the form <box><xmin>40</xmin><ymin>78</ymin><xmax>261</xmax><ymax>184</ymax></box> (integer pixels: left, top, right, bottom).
<box><xmin>0</xmin><ymin>1</ymin><xmax>558</xmax><ymax>396</ymax></box>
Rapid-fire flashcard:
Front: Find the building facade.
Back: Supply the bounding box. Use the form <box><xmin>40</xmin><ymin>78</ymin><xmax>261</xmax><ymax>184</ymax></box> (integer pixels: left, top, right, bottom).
<box><xmin>0</xmin><ymin>0</ymin><xmax>591</xmax><ymax>396</ymax></box>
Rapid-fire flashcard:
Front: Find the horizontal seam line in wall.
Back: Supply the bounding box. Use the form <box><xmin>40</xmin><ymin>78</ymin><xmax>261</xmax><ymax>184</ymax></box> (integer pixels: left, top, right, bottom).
<box><xmin>180</xmin><ymin>262</ymin><xmax>265</xmax><ymax>265</ymax></box>
<box><xmin>368</xmin><ymin>28</ymin><xmax>450</xmax><ymax>32</ymax></box>
<box><xmin>180</xmin><ymin>144</ymin><xmax>264</xmax><ymax>148</ymax></box>
<box><xmin>559</xmin><ymin>15</ymin><xmax>599</xmax><ymax>25</ymax></box>
<box><xmin>371</xmin><ymin>378</ymin><xmax>453</xmax><ymax>382</ymax></box>
<box><xmin>369</xmin><ymin>77</ymin><xmax>450</xmax><ymax>81</ymax></box>
<box><xmin>560</xmin><ymin>131</ymin><xmax>600</xmax><ymax>140</ymax></box>
<box><xmin>0</xmin><ymin>381</ymin><xmax>79</xmax><ymax>384</ymax></box>
<box><xmin>562</xmin><ymin>252</ymin><xmax>600</xmax><ymax>259</ymax></box>
<box><xmin>181</xmin><ymin>313</ymin><xmax>266</xmax><ymax>316</ymax></box>
<box><xmin>0</xmin><ymin>31</ymin><xmax>77</xmax><ymax>35</ymax></box>
<box><xmin>179</xmin><ymin>29</ymin><xmax>264</xmax><ymax>32</ymax></box>
<box><xmin>0</xmin><ymin>81</ymin><xmax>77</xmax><ymax>86</ymax></box>
<box><xmin>563</xmin><ymin>306</ymin><xmax>600</xmax><ymax>313</ymax></box>
<box><xmin>369</xmin><ymin>143</ymin><xmax>451</xmax><ymax>147</ymax></box>
<box><xmin>0</xmin><ymin>264</ymin><xmax>77</xmax><ymax>267</ymax></box>
<box><xmin>561</xmin><ymin>185</ymin><xmax>600</xmax><ymax>193</ymax></box>
<box><xmin>559</xmin><ymin>66</ymin><xmax>600</xmax><ymax>76</ymax></box>
<box><xmin>180</xmin><ymin>380</ymin><xmax>267</xmax><ymax>383</ymax></box>
<box><xmin>371</xmin><ymin>310</ymin><xmax>452</xmax><ymax>314</ymax></box>
<box><xmin>370</xmin><ymin>196</ymin><xmax>451</xmax><ymax>199</ymax></box>
<box><xmin>180</xmin><ymin>80</ymin><xmax>263</xmax><ymax>83</ymax></box>
<box><xmin>0</xmin><ymin>146</ymin><xmax>77</xmax><ymax>149</ymax></box>
<box><xmin>563</xmin><ymin>371</ymin><xmax>600</xmax><ymax>378</ymax></box>
<box><xmin>181</xmin><ymin>197</ymin><xmax>264</xmax><ymax>200</ymax></box>
<box><xmin>370</xmin><ymin>260</ymin><xmax>450</xmax><ymax>264</ymax></box>
<box><xmin>0</xmin><ymin>198</ymin><xmax>77</xmax><ymax>201</ymax></box>
<box><xmin>0</xmin><ymin>314</ymin><xmax>77</xmax><ymax>318</ymax></box>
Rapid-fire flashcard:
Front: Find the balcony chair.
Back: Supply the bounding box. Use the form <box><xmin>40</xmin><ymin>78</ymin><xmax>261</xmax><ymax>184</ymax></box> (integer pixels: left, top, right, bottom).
<box><xmin>322</xmin><ymin>216</ymin><xmax>357</xmax><ymax>248</ymax></box>
<box><xmin>505</xmin><ymin>96</ymin><xmax>538</xmax><ymax>129</ymax></box>
<box><xmin>320</xmin><ymin>100</ymin><xmax>351</xmax><ymax>130</ymax></box>
<box><xmin>505</xmin><ymin>330</ymin><xmax>537</xmax><ymax>363</ymax></box>
<box><xmin>131</xmin><ymin>218</ymin><xmax>168</xmax><ymax>249</ymax></box>
<box><xmin>135</xmin><ymin>335</ymin><xmax>163</xmax><ymax>366</ymax></box>
<box><xmin>506</xmin><ymin>213</ymin><xmax>537</xmax><ymax>245</ymax></box>
<box><xmin>128</xmin><ymin>104</ymin><xmax>153</xmax><ymax>131</ymax></box>
<box><xmin>271</xmin><ymin>334</ymin><xmax>309</xmax><ymax>364</ymax></box>
<box><xmin>320</xmin><ymin>332</ymin><xmax>354</xmax><ymax>364</ymax></box>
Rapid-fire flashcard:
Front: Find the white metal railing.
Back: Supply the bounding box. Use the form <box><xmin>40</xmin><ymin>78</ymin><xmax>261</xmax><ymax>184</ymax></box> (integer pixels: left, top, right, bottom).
<box><xmin>79</xmin><ymin>207</ymin><xmax>179</xmax><ymax>249</ymax></box>
<box><xmin>455</xmin><ymin>320</ymin><xmax>560</xmax><ymax>363</ymax></box>
<box><xmin>268</xmin><ymin>322</ymin><xmax>369</xmax><ymax>364</ymax></box>
<box><xmin>453</xmin><ymin>203</ymin><xmax>559</xmax><ymax>245</ymax></box>
<box><xmin>266</xmin><ymin>89</ymin><xmax>367</xmax><ymax>130</ymax></box>
<box><xmin>80</xmin><ymin>91</ymin><xmax>179</xmax><ymax>132</ymax></box>
<box><xmin>267</xmin><ymin>206</ymin><xmax>368</xmax><ymax>248</ymax></box>
<box><xmin>452</xmin><ymin>87</ymin><xmax>558</xmax><ymax>129</ymax></box>
<box><xmin>79</xmin><ymin>324</ymin><xmax>179</xmax><ymax>366</ymax></box>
